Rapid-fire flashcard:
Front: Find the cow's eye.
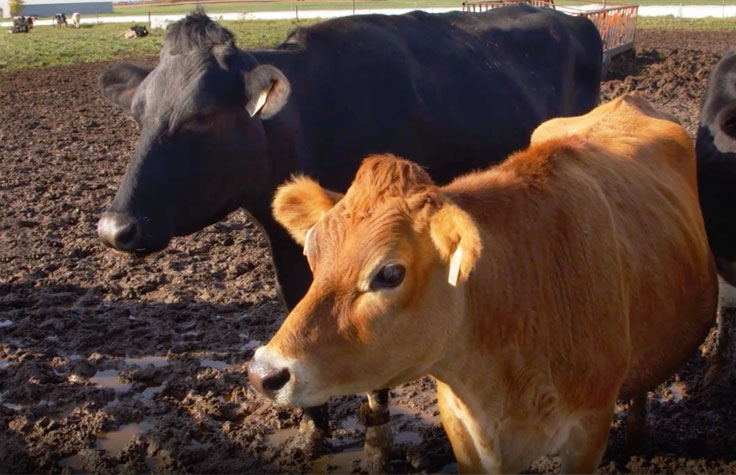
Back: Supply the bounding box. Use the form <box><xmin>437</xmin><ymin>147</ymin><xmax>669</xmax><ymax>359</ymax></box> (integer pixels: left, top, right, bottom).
<box><xmin>371</xmin><ymin>263</ymin><xmax>406</xmax><ymax>290</ymax></box>
<box><xmin>185</xmin><ymin>112</ymin><xmax>214</xmax><ymax>131</ymax></box>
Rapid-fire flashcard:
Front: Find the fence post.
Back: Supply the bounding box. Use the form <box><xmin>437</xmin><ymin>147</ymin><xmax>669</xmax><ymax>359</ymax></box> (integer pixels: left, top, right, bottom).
<box><xmin>148</xmin><ymin>11</ymin><xmax>151</xmax><ymax>27</ymax></box>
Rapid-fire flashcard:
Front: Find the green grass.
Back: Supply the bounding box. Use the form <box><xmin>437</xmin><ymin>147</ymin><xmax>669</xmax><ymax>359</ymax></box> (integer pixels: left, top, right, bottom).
<box><xmin>112</xmin><ymin>0</ymin><xmax>458</xmax><ymax>16</ymax></box>
<box><xmin>0</xmin><ymin>19</ymin><xmax>319</xmax><ymax>69</ymax></box>
<box><xmin>637</xmin><ymin>15</ymin><xmax>736</xmax><ymax>29</ymax></box>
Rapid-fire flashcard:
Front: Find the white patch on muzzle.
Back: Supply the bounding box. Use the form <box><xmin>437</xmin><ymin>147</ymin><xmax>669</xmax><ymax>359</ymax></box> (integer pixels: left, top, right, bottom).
<box><xmin>249</xmin><ymin>345</ymin><xmax>330</xmax><ymax>408</ymax></box>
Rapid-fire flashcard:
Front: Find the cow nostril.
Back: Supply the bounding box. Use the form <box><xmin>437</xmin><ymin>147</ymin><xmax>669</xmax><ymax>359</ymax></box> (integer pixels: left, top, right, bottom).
<box><xmin>115</xmin><ymin>222</ymin><xmax>138</xmax><ymax>247</ymax></box>
<box><xmin>263</xmin><ymin>368</ymin><xmax>290</xmax><ymax>393</ymax></box>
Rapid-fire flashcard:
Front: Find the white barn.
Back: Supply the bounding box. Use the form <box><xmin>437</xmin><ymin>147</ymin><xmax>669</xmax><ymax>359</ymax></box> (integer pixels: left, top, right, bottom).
<box><xmin>1</xmin><ymin>0</ymin><xmax>112</xmax><ymax>18</ymax></box>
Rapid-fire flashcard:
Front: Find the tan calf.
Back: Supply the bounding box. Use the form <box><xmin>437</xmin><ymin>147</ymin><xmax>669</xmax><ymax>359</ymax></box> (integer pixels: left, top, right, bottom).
<box><xmin>248</xmin><ymin>94</ymin><xmax>718</xmax><ymax>473</ymax></box>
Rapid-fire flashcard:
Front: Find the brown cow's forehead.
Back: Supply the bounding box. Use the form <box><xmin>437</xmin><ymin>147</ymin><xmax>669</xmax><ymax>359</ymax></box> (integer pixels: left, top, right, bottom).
<box><xmin>309</xmin><ymin>198</ymin><xmax>416</xmax><ymax>279</ymax></box>
<box><xmin>307</xmin><ymin>154</ymin><xmax>442</xmax><ymax>280</ymax></box>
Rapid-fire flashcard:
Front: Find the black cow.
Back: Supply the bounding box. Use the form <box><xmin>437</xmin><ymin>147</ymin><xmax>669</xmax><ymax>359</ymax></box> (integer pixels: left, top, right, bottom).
<box><xmin>696</xmin><ymin>48</ymin><xmax>736</xmax><ymax>383</ymax></box>
<box><xmin>97</xmin><ymin>6</ymin><xmax>602</xmax><ymax>466</ymax></box>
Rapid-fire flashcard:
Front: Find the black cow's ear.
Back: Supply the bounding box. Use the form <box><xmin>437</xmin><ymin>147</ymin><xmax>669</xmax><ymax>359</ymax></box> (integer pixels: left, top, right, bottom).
<box><xmin>98</xmin><ymin>64</ymin><xmax>153</xmax><ymax>111</ymax></box>
<box><xmin>245</xmin><ymin>65</ymin><xmax>291</xmax><ymax>120</ymax></box>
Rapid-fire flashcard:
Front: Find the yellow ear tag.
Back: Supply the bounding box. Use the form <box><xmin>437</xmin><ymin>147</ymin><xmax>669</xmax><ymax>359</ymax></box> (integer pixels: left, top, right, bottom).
<box><xmin>448</xmin><ymin>246</ymin><xmax>463</xmax><ymax>287</ymax></box>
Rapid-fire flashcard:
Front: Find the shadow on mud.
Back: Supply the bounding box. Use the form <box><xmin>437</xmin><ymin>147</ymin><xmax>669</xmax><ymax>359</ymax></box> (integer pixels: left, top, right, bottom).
<box><xmin>0</xmin><ymin>281</ymin><xmax>286</xmax><ymax>472</ymax></box>
<box><xmin>0</xmin><ymin>281</ymin><xmax>455</xmax><ymax>473</ymax></box>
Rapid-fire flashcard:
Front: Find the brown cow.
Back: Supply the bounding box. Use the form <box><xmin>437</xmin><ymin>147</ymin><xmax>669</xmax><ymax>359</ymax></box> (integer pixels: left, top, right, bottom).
<box><xmin>248</xmin><ymin>94</ymin><xmax>718</xmax><ymax>473</ymax></box>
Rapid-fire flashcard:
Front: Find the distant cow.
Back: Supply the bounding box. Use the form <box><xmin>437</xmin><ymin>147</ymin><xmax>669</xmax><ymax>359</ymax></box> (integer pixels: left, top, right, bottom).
<box><xmin>9</xmin><ymin>16</ymin><xmax>33</xmax><ymax>33</ymax></box>
<box><xmin>54</xmin><ymin>13</ymin><xmax>67</xmax><ymax>28</ymax></box>
<box><xmin>120</xmin><ymin>25</ymin><xmax>148</xmax><ymax>39</ymax></box>
<box><xmin>97</xmin><ymin>7</ymin><xmax>602</xmax><ymax>466</ymax></box>
<box><xmin>696</xmin><ymin>48</ymin><xmax>736</xmax><ymax>383</ymax></box>
<box><xmin>249</xmin><ymin>94</ymin><xmax>718</xmax><ymax>473</ymax></box>
<box><xmin>71</xmin><ymin>12</ymin><xmax>80</xmax><ymax>28</ymax></box>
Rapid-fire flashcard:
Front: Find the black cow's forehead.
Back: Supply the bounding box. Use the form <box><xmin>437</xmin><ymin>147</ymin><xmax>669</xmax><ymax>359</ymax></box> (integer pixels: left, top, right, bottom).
<box><xmin>136</xmin><ymin>50</ymin><xmax>243</xmax><ymax>128</ymax></box>
<box><xmin>163</xmin><ymin>10</ymin><xmax>235</xmax><ymax>56</ymax></box>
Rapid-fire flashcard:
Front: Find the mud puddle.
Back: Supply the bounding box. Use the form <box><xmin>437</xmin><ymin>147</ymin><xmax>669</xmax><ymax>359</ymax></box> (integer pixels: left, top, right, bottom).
<box><xmin>59</xmin><ymin>422</ymin><xmax>155</xmax><ymax>471</ymax></box>
<box><xmin>88</xmin><ymin>369</ymin><xmax>132</xmax><ymax>392</ymax></box>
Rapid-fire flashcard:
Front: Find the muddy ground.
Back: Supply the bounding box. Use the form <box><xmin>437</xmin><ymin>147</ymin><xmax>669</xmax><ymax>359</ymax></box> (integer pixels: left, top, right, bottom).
<box><xmin>1</xmin><ymin>27</ymin><xmax>736</xmax><ymax>474</ymax></box>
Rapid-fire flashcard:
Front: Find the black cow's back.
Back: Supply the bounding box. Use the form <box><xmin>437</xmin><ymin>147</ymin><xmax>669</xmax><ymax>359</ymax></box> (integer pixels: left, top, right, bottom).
<box><xmin>259</xmin><ymin>4</ymin><xmax>602</xmax><ymax>189</ymax></box>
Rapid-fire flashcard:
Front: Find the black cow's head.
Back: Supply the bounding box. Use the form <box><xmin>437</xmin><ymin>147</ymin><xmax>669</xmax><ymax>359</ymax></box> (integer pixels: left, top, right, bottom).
<box><xmin>97</xmin><ymin>11</ymin><xmax>290</xmax><ymax>255</ymax></box>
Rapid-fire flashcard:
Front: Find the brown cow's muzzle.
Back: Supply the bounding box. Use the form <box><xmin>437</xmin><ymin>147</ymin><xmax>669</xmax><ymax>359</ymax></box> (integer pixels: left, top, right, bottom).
<box><xmin>248</xmin><ymin>345</ymin><xmax>333</xmax><ymax>407</ymax></box>
<box><xmin>248</xmin><ymin>364</ymin><xmax>291</xmax><ymax>397</ymax></box>
<box><xmin>248</xmin><ymin>345</ymin><xmax>297</xmax><ymax>404</ymax></box>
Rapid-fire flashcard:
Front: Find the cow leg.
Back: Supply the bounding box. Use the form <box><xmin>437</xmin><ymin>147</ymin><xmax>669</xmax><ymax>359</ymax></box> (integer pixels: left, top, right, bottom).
<box><xmin>360</xmin><ymin>388</ymin><xmax>392</xmax><ymax>473</ymax></box>
<box><xmin>705</xmin><ymin>277</ymin><xmax>736</xmax><ymax>385</ymax></box>
<box><xmin>559</xmin><ymin>402</ymin><xmax>617</xmax><ymax>473</ymax></box>
<box><xmin>300</xmin><ymin>404</ymin><xmax>329</xmax><ymax>458</ymax></box>
<box><xmin>623</xmin><ymin>394</ymin><xmax>649</xmax><ymax>458</ymax></box>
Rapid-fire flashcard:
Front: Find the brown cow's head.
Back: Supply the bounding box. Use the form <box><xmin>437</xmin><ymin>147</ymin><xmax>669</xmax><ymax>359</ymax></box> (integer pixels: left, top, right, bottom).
<box><xmin>248</xmin><ymin>154</ymin><xmax>482</xmax><ymax>407</ymax></box>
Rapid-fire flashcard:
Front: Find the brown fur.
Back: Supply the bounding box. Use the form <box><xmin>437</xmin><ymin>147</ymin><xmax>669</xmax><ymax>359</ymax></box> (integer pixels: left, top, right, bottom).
<box><xmin>263</xmin><ymin>94</ymin><xmax>718</xmax><ymax>472</ymax></box>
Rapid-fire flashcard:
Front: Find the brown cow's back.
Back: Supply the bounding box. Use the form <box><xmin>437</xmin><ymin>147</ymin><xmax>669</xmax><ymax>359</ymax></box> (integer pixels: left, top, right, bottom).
<box><xmin>443</xmin><ymin>93</ymin><xmax>717</xmax><ymax>404</ymax></box>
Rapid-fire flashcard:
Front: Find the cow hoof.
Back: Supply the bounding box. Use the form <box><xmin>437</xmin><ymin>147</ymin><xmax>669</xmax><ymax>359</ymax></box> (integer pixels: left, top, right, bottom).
<box><xmin>360</xmin><ymin>401</ymin><xmax>393</xmax><ymax>473</ymax></box>
<box><xmin>363</xmin><ymin>423</ymin><xmax>392</xmax><ymax>473</ymax></box>
<box><xmin>299</xmin><ymin>417</ymin><xmax>328</xmax><ymax>460</ymax></box>
<box><xmin>297</xmin><ymin>420</ymin><xmax>327</xmax><ymax>459</ymax></box>
<box><xmin>623</xmin><ymin>395</ymin><xmax>650</xmax><ymax>459</ymax></box>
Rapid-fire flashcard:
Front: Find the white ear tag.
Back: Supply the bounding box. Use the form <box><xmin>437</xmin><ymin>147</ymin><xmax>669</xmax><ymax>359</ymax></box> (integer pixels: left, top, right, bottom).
<box><xmin>249</xmin><ymin>89</ymin><xmax>269</xmax><ymax>117</ymax></box>
<box><xmin>448</xmin><ymin>246</ymin><xmax>463</xmax><ymax>287</ymax></box>
<box><xmin>303</xmin><ymin>224</ymin><xmax>316</xmax><ymax>256</ymax></box>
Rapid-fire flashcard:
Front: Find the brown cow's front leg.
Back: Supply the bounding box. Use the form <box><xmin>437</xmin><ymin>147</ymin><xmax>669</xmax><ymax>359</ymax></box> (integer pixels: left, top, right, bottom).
<box><xmin>361</xmin><ymin>389</ymin><xmax>393</xmax><ymax>473</ymax></box>
<box><xmin>300</xmin><ymin>404</ymin><xmax>329</xmax><ymax>457</ymax></box>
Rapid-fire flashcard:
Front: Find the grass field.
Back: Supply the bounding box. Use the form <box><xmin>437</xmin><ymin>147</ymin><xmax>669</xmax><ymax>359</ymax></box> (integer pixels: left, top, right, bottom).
<box><xmin>112</xmin><ymin>0</ymin><xmax>457</xmax><ymax>15</ymax></box>
<box><xmin>0</xmin><ymin>15</ymin><xmax>734</xmax><ymax>70</ymax></box>
<box><xmin>0</xmin><ymin>19</ymin><xmax>320</xmax><ymax>69</ymax></box>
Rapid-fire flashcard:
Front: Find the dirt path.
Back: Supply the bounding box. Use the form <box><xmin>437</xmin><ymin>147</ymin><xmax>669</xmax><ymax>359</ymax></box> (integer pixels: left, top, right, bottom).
<box><xmin>1</xmin><ymin>29</ymin><xmax>735</xmax><ymax>473</ymax></box>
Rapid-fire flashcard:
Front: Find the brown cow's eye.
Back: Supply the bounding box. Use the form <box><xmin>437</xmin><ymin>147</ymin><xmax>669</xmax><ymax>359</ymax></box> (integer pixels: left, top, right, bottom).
<box><xmin>371</xmin><ymin>264</ymin><xmax>406</xmax><ymax>290</ymax></box>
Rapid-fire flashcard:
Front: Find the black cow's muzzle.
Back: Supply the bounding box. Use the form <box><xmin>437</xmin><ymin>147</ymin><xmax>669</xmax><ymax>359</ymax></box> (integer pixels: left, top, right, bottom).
<box><xmin>97</xmin><ymin>211</ymin><xmax>149</xmax><ymax>255</ymax></box>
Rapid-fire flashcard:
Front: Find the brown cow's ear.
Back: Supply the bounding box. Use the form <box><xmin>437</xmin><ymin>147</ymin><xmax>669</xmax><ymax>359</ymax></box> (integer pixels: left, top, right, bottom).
<box><xmin>245</xmin><ymin>65</ymin><xmax>291</xmax><ymax>119</ymax></box>
<box><xmin>98</xmin><ymin>64</ymin><xmax>153</xmax><ymax>111</ymax></box>
<box><xmin>429</xmin><ymin>203</ymin><xmax>482</xmax><ymax>286</ymax></box>
<box><xmin>272</xmin><ymin>176</ymin><xmax>343</xmax><ymax>245</ymax></box>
